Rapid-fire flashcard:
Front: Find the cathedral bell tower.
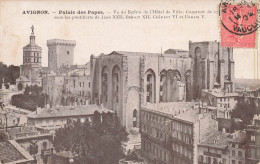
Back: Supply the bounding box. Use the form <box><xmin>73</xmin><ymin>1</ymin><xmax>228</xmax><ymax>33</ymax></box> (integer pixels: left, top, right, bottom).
<box><xmin>19</xmin><ymin>25</ymin><xmax>43</xmax><ymax>87</ymax></box>
<box><xmin>23</xmin><ymin>25</ymin><xmax>42</xmax><ymax>66</ymax></box>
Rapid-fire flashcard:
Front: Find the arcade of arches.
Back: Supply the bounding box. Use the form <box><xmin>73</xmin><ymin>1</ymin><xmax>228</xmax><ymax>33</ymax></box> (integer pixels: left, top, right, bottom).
<box><xmin>145</xmin><ymin>68</ymin><xmax>191</xmax><ymax>103</ymax></box>
<box><xmin>101</xmin><ymin>65</ymin><xmax>122</xmax><ymax>113</ymax></box>
<box><xmin>60</xmin><ymin>96</ymin><xmax>89</xmax><ymax>106</ymax></box>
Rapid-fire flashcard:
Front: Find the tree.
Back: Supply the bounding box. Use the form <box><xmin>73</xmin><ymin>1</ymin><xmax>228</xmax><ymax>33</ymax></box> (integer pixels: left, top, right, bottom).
<box><xmin>54</xmin><ymin>114</ymin><xmax>128</xmax><ymax>164</ymax></box>
<box><xmin>0</xmin><ymin>62</ymin><xmax>20</xmax><ymax>87</ymax></box>
<box><xmin>231</xmin><ymin>97</ymin><xmax>259</xmax><ymax>125</ymax></box>
<box><xmin>11</xmin><ymin>85</ymin><xmax>45</xmax><ymax>111</ymax></box>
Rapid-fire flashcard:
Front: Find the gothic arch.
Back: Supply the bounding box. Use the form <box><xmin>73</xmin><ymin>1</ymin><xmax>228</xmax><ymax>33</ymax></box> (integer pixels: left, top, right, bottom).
<box><xmin>124</xmin><ymin>86</ymin><xmax>142</xmax><ymax>103</ymax></box>
<box><xmin>193</xmin><ymin>47</ymin><xmax>202</xmax><ymax>99</ymax></box>
<box><xmin>77</xmin><ymin>98</ymin><xmax>80</xmax><ymax>105</ymax></box>
<box><xmin>61</xmin><ymin>97</ymin><xmax>65</xmax><ymax>106</ymax></box>
<box><xmin>160</xmin><ymin>70</ymin><xmax>167</xmax><ymax>102</ymax></box>
<box><xmin>174</xmin><ymin>70</ymin><xmax>181</xmax><ymax>81</ymax></box>
<box><xmin>66</xmin><ymin>97</ymin><xmax>70</xmax><ymax>106</ymax></box>
<box><xmin>166</xmin><ymin>69</ymin><xmax>179</xmax><ymax>102</ymax></box>
<box><xmin>112</xmin><ymin>65</ymin><xmax>121</xmax><ymax>105</ymax></box>
<box><xmin>101</xmin><ymin>66</ymin><xmax>109</xmax><ymax>104</ymax></box>
<box><xmin>80</xmin><ymin>99</ymin><xmax>84</xmax><ymax>105</ymax></box>
<box><xmin>185</xmin><ymin>70</ymin><xmax>191</xmax><ymax>101</ymax></box>
<box><xmin>145</xmin><ymin>69</ymin><xmax>156</xmax><ymax>103</ymax></box>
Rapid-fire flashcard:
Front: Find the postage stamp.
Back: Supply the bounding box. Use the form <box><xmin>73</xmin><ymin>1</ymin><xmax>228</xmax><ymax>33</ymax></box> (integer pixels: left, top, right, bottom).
<box><xmin>220</xmin><ymin>1</ymin><xmax>259</xmax><ymax>48</ymax></box>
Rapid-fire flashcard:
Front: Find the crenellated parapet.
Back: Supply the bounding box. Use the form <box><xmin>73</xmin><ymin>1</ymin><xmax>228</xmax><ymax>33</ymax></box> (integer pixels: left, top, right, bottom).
<box><xmin>47</xmin><ymin>39</ymin><xmax>76</xmax><ymax>46</ymax></box>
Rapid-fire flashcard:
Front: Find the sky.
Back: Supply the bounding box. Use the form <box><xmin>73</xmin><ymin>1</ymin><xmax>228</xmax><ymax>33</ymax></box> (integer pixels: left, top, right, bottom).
<box><xmin>0</xmin><ymin>0</ymin><xmax>259</xmax><ymax>79</ymax></box>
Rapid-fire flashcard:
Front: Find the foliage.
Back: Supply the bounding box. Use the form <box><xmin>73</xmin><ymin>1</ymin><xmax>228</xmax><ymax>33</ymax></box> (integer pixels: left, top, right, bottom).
<box><xmin>0</xmin><ymin>131</ymin><xmax>8</xmax><ymax>142</ymax></box>
<box><xmin>10</xmin><ymin>85</ymin><xmax>45</xmax><ymax>111</ymax></box>
<box><xmin>24</xmin><ymin>85</ymin><xmax>43</xmax><ymax>96</ymax></box>
<box><xmin>231</xmin><ymin>97</ymin><xmax>260</xmax><ymax>125</ymax></box>
<box><xmin>54</xmin><ymin>114</ymin><xmax>128</xmax><ymax>164</ymax></box>
<box><xmin>0</xmin><ymin>62</ymin><xmax>20</xmax><ymax>87</ymax></box>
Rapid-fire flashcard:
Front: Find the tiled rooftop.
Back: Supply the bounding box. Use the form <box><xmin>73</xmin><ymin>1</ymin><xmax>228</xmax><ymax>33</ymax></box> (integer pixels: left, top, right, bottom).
<box><xmin>199</xmin><ymin>130</ymin><xmax>246</xmax><ymax>149</ymax></box>
<box><xmin>27</xmin><ymin>105</ymin><xmax>114</xmax><ymax>119</ymax></box>
<box><xmin>174</xmin><ymin>109</ymin><xmax>207</xmax><ymax>123</ymax></box>
<box><xmin>199</xmin><ymin>131</ymin><xmax>230</xmax><ymax>149</ymax></box>
<box><xmin>229</xmin><ymin>131</ymin><xmax>246</xmax><ymax>143</ymax></box>
<box><xmin>203</xmin><ymin>89</ymin><xmax>239</xmax><ymax>97</ymax></box>
<box><xmin>0</xmin><ymin>140</ymin><xmax>34</xmax><ymax>163</ymax></box>
<box><xmin>24</xmin><ymin>43</ymin><xmax>41</xmax><ymax>49</ymax></box>
<box><xmin>142</xmin><ymin>102</ymin><xmax>205</xmax><ymax>123</ymax></box>
<box><xmin>108</xmin><ymin>51</ymin><xmax>190</xmax><ymax>58</ymax></box>
<box><xmin>143</xmin><ymin>102</ymin><xmax>197</xmax><ymax>116</ymax></box>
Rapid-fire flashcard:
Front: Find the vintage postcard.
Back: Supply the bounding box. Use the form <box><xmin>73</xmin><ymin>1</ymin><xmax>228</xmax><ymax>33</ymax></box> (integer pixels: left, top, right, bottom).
<box><xmin>0</xmin><ymin>0</ymin><xmax>259</xmax><ymax>164</ymax></box>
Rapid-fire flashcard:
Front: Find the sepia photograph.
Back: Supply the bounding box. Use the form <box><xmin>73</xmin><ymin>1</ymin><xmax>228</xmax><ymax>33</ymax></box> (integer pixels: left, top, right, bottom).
<box><xmin>0</xmin><ymin>0</ymin><xmax>260</xmax><ymax>164</ymax></box>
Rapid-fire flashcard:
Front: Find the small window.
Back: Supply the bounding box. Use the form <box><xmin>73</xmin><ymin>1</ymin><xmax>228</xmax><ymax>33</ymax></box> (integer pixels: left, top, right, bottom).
<box><xmin>42</xmin><ymin>142</ymin><xmax>47</xmax><ymax>150</ymax></box>
<box><xmin>67</xmin><ymin>51</ymin><xmax>70</xmax><ymax>54</ymax></box>
<box><xmin>232</xmin><ymin>150</ymin><xmax>235</xmax><ymax>156</ymax></box>
<box><xmin>251</xmin><ymin>135</ymin><xmax>256</xmax><ymax>141</ymax></box>
<box><xmin>133</xmin><ymin>109</ymin><xmax>137</xmax><ymax>117</ymax></box>
<box><xmin>238</xmin><ymin>151</ymin><xmax>242</xmax><ymax>157</ymax></box>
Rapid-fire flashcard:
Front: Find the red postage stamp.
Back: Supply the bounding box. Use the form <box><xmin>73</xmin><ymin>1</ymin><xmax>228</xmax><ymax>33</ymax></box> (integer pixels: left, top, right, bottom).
<box><xmin>220</xmin><ymin>2</ymin><xmax>259</xmax><ymax>48</ymax></box>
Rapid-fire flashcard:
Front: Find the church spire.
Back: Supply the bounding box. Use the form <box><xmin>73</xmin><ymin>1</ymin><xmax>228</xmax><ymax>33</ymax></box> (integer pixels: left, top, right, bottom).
<box><xmin>30</xmin><ymin>25</ymin><xmax>35</xmax><ymax>44</ymax></box>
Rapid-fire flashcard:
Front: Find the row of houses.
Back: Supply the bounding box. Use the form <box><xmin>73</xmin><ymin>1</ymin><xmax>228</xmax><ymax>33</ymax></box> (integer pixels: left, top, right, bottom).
<box><xmin>139</xmin><ymin>102</ymin><xmax>260</xmax><ymax>164</ymax></box>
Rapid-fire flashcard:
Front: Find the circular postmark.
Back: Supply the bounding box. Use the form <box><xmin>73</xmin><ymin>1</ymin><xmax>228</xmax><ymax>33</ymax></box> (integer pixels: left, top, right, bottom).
<box><xmin>219</xmin><ymin>1</ymin><xmax>259</xmax><ymax>35</ymax></box>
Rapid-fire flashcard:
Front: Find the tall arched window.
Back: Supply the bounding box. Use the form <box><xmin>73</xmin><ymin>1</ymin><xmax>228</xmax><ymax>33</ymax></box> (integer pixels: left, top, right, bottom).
<box><xmin>73</xmin><ymin>79</ymin><xmax>76</xmax><ymax>88</ymax></box>
<box><xmin>166</xmin><ymin>70</ymin><xmax>181</xmax><ymax>102</ymax></box>
<box><xmin>112</xmin><ymin>65</ymin><xmax>121</xmax><ymax>104</ymax></box>
<box><xmin>193</xmin><ymin>47</ymin><xmax>202</xmax><ymax>99</ymax></box>
<box><xmin>146</xmin><ymin>69</ymin><xmax>156</xmax><ymax>103</ymax></box>
<box><xmin>102</xmin><ymin>66</ymin><xmax>109</xmax><ymax>103</ymax></box>
<box><xmin>133</xmin><ymin>109</ymin><xmax>137</xmax><ymax>127</ymax></box>
<box><xmin>215</xmin><ymin>53</ymin><xmax>219</xmax><ymax>79</ymax></box>
<box><xmin>160</xmin><ymin>70</ymin><xmax>167</xmax><ymax>102</ymax></box>
<box><xmin>185</xmin><ymin>70</ymin><xmax>191</xmax><ymax>101</ymax></box>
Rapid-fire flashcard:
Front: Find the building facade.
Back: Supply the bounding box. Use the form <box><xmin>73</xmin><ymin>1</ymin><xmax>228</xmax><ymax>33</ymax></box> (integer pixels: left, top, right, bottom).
<box><xmin>90</xmin><ymin>50</ymin><xmax>191</xmax><ymax>130</ymax></box>
<box><xmin>42</xmin><ymin>65</ymin><xmax>91</xmax><ymax>107</ymax></box>
<box><xmin>7</xmin><ymin>126</ymin><xmax>54</xmax><ymax>164</ymax></box>
<box><xmin>190</xmin><ymin>41</ymin><xmax>235</xmax><ymax>100</ymax></box>
<box><xmin>245</xmin><ymin>115</ymin><xmax>260</xmax><ymax>164</ymax></box>
<box><xmin>16</xmin><ymin>26</ymin><xmax>43</xmax><ymax>91</ymax></box>
<box><xmin>140</xmin><ymin>102</ymin><xmax>218</xmax><ymax>164</ymax></box>
<box><xmin>0</xmin><ymin>140</ymin><xmax>35</xmax><ymax>164</ymax></box>
<box><xmin>27</xmin><ymin>105</ymin><xmax>114</xmax><ymax>131</ymax></box>
<box><xmin>197</xmin><ymin>130</ymin><xmax>246</xmax><ymax>164</ymax></box>
<box><xmin>202</xmin><ymin>89</ymin><xmax>238</xmax><ymax>110</ymax></box>
<box><xmin>47</xmin><ymin>39</ymin><xmax>76</xmax><ymax>71</ymax></box>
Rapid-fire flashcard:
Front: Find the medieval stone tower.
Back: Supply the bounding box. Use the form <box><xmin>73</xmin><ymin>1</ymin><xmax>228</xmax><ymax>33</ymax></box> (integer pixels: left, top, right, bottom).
<box><xmin>19</xmin><ymin>25</ymin><xmax>43</xmax><ymax>88</ymax></box>
<box><xmin>189</xmin><ymin>41</ymin><xmax>235</xmax><ymax>100</ymax></box>
<box><xmin>47</xmin><ymin>39</ymin><xmax>76</xmax><ymax>71</ymax></box>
